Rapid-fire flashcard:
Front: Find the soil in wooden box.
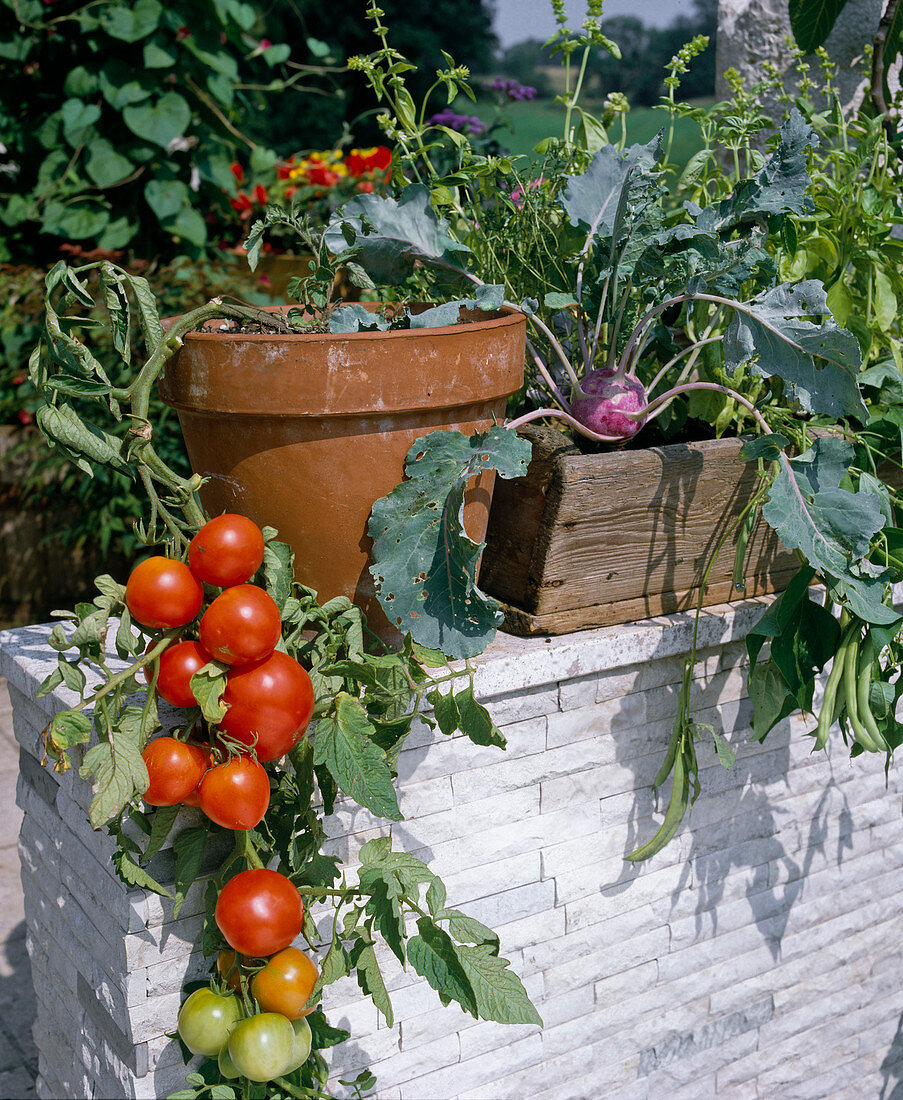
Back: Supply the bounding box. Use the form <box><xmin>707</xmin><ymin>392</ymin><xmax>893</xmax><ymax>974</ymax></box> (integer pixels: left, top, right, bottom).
<box><xmin>479</xmin><ymin>423</ymin><xmax>798</xmax><ymax>635</ymax></box>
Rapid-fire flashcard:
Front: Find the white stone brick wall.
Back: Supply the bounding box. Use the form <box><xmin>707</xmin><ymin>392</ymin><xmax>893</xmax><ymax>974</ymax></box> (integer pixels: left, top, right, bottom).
<box><xmin>3</xmin><ymin>597</ymin><xmax>903</xmax><ymax>1099</ymax></box>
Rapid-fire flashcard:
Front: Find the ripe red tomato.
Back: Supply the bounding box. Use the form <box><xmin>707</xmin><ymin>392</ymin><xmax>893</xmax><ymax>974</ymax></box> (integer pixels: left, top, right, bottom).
<box><xmin>215</xmin><ymin>869</ymin><xmax>304</xmax><ymax>957</ymax></box>
<box><xmin>144</xmin><ymin>639</ymin><xmax>212</xmax><ymax>708</ymax></box>
<box><xmin>219</xmin><ymin>651</ymin><xmax>314</xmax><ymax>762</ymax></box>
<box><xmin>126</xmin><ymin>557</ymin><xmax>203</xmax><ymax>630</ymax></box>
<box><xmin>199</xmin><ymin>584</ymin><xmax>281</xmax><ymax>666</ymax></box>
<box><xmin>198</xmin><ymin>755</ymin><xmax>270</xmax><ymax>830</ymax></box>
<box><xmin>142</xmin><ymin>737</ymin><xmax>208</xmax><ymax>806</ymax></box>
<box><xmin>181</xmin><ymin>742</ymin><xmax>215</xmax><ymax>807</ymax></box>
<box><xmin>188</xmin><ymin>514</ymin><xmax>265</xmax><ymax>588</ymax></box>
<box><xmin>251</xmin><ymin>946</ymin><xmax>319</xmax><ymax>1020</ymax></box>
<box><xmin>217</xmin><ymin>948</ymin><xmax>252</xmax><ymax>993</ymax></box>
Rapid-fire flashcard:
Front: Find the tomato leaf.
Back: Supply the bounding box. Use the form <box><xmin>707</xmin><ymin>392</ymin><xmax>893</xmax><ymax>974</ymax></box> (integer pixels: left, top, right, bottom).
<box><xmin>80</xmin><ymin>733</ymin><xmax>149</xmax><ymax>828</ymax></box>
<box><xmin>454</xmin><ymin>686</ymin><xmax>506</xmax><ymax>749</ymax></box>
<box><xmin>172</xmin><ymin>825</ymin><xmax>208</xmax><ymax>918</ymax></box>
<box><xmin>350</xmin><ymin>938</ymin><xmax>394</xmax><ymax>1027</ymax></box>
<box><xmin>259</xmin><ymin>538</ymin><xmax>294</xmax><ymax>612</ymax></box>
<box><xmin>142</xmin><ymin>803</ymin><xmax>181</xmax><ymax>863</ymax></box>
<box><xmin>190</xmin><ymin>661</ymin><xmax>228</xmax><ymax>724</ymax></box>
<box><xmin>306</xmin><ymin>1009</ymin><xmax>349</xmax><ymax>1051</ymax></box>
<box><xmin>111</xmin><ymin>846</ymin><xmax>172</xmax><ymax>898</ymax></box>
<box><xmin>408</xmin><ymin>918</ymin><xmax>478</xmax><ymax>1016</ymax></box>
<box><xmin>313</xmin><ymin>693</ymin><xmax>402</xmax><ymax>822</ymax></box>
<box><xmin>453</xmin><ymin>941</ymin><xmax>543</xmax><ymax>1026</ymax></box>
<box><xmin>368</xmin><ymin>426</ymin><xmax>532</xmax><ymax>659</ymax></box>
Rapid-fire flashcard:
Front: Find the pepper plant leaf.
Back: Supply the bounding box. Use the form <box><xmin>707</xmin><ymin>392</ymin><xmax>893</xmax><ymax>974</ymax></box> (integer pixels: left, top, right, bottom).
<box><xmin>368</xmin><ymin>427</ymin><xmax>532</xmax><ymax>659</ymax></box>
<box><xmin>724</xmin><ymin>281</ymin><xmax>867</xmax><ymax>421</ymax></box>
<box><xmin>324</xmin><ymin>185</ymin><xmax>471</xmax><ymax>283</ymax></box>
<box><xmin>788</xmin><ymin>0</ymin><xmax>847</xmax><ymax>53</ymax></box>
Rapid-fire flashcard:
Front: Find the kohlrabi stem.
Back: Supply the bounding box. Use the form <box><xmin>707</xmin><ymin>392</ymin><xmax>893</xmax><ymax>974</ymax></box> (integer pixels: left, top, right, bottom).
<box><xmin>505</xmin><ymin>406</ymin><xmax>630</xmax><ymax>443</ymax></box>
<box><xmin>637</xmin><ymin>381</ymin><xmax>773</xmax><ymax>436</ymax></box>
<box><xmin>440</xmin><ymin>262</ymin><xmax>585</xmax><ymax>394</ymax></box>
<box><xmin>589</xmin><ymin>272</ymin><xmax>611</xmax><ymax>366</ymax></box>
<box><xmin>644</xmin><ymin>322</ymin><xmax>723</xmax><ymax>394</ymax></box>
<box><xmin>606</xmin><ymin>279</ymin><xmax>635</xmax><ymax>374</ymax></box>
<box><xmin>526</xmin><ymin>336</ymin><xmax>571</xmax><ymax>411</ymax></box>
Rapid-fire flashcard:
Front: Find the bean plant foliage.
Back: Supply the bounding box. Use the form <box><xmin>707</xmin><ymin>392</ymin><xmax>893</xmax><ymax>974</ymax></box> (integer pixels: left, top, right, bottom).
<box><xmin>29</xmin><ymin>261</ymin><xmax>541</xmax><ymax>1099</ymax></box>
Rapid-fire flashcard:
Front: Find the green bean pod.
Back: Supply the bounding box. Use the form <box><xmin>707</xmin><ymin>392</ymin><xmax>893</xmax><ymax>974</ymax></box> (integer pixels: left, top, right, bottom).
<box><xmin>625</xmin><ymin>748</ymin><xmax>690</xmax><ymax>863</ymax></box>
<box><xmin>843</xmin><ymin>631</ymin><xmax>882</xmax><ymax>753</ymax></box>
<box><xmin>814</xmin><ymin>624</ymin><xmax>856</xmax><ymax>751</ymax></box>
<box><xmin>856</xmin><ymin>631</ymin><xmax>889</xmax><ymax>753</ymax></box>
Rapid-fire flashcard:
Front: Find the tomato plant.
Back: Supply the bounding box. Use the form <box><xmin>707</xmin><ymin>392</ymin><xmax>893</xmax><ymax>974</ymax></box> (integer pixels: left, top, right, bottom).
<box><xmin>188</xmin><ymin>514</ymin><xmax>266</xmax><ymax>588</ymax></box>
<box><xmin>198</xmin><ymin>755</ymin><xmax>271</xmax><ymax>831</ymax></box>
<box><xmin>141</xmin><ymin>737</ymin><xmax>208</xmax><ymax>807</ymax></box>
<box><xmin>199</xmin><ymin>584</ymin><xmax>282</xmax><ymax>666</ymax></box>
<box><xmin>176</xmin><ymin>988</ymin><xmax>242</xmax><ymax>1057</ymax></box>
<box><xmin>251</xmin><ymin>946</ymin><xmax>320</xmax><ymax>1020</ymax></box>
<box><xmin>144</xmin><ymin>639</ymin><xmax>211</xmax><ymax>708</ymax></box>
<box><xmin>219</xmin><ymin>650</ymin><xmax>314</xmax><ymax>761</ymax></box>
<box><xmin>227</xmin><ymin>1012</ymin><xmax>296</xmax><ymax>1083</ymax></box>
<box><xmin>125</xmin><ymin>557</ymin><xmax>204</xmax><ymax>630</ymax></box>
<box><xmin>215</xmin><ymin>869</ymin><xmax>304</xmax><ymax>957</ymax></box>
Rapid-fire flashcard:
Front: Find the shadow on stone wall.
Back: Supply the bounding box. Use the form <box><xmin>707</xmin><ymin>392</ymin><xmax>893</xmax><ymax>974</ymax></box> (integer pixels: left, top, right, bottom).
<box><xmin>0</xmin><ymin>919</ymin><xmax>38</xmax><ymax>1097</ymax></box>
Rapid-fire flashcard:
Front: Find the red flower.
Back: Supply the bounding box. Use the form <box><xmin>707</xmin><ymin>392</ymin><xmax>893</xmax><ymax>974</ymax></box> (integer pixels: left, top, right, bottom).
<box><xmin>306</xmin><ymin>164</ymin><xmax>339</xmax><ymax>187</ymax></box>
<box><xmin>176</xmin><ymin>26</ymin><xmax>191</xmax><ymax>40</ymax></box>
<box><xmin>284</xmin><ymin>186</ymin><xmax>297</xmax><ymax>199</ymax></box>
<box><xmin>254</xmin><ymin>184</ymin><xmax>268</xmax><ymax>204</ymax></box>
<box><xmin>230</xmin><ymin>163</ymin><xmax>244</xmax><ymax>185</ymax></box>
<box><xmin>346</xmin><ymin>146</ymin><xmax>392</xmax><ymax>177</ymax></box>
<box><xmin>276</xmin><ymin>158</ymin><xmax>295</xmax><ymax>180</ymax></box>
<box><xmin>17</xmin><ymin>410</ymin><xmax>34</xmax><ymax>425</ymax></box>
<box><xmin>357</xmin><ymin>181</ymin><xmax>374</xmax><ymax>193</ymax></box>
<box><xmin>11</xmin><ymin>375</ymin><xmax>24</xmax><ymax>385</ymax></box>
<box><xmin>230</xmin><ymin>193</ymin><xmax>253</xmax><ymax>219</ymax></box>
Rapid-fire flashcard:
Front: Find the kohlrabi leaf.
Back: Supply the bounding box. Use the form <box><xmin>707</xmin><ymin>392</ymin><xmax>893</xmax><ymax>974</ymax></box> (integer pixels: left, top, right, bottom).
<box><xmin>407</xmin><ymin>287</ymin><xmax>505</xmax><ymax>329</ymax></box>
<box><xmin>696</xmin><ymin>109</ymin><xmax>817</xmax><ymax>231</ymax></box>
<box><xmin>762</xmin><ymin>437</ymin><xmax>890</xmax><ymax>620</ymax></box>
<box><xmin>368</xmin><ymin>427</ymin><xmax>532</xmax><ymax>658</ymax></box>
<box><xmin>324</xmin><ymin>185</ymin><xmax>470</xmax><ymax>283</ymax></box>
<box><xmin>724</xmin><ymin>281</ymin><xmax>866</xmax><ymax>421</ymax></box>
<box><xmin>561</xmin><ymin>136</ymin><xmax>660</xmax><ymax>240</ymax></box>
<box><xmin>328</xmin><ymin>304</ymin><xmax>391</xmax><ymax>333</ymax></box>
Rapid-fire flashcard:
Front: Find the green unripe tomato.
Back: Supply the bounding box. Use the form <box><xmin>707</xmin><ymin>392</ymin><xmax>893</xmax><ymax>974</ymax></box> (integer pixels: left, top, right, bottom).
<box><xmin>282</xmin><ymin>1016</ymin><xmax>313</xmax><ymax>1074</ymax></box>
<box><xmin>177</xmin><ymin>988</ymin><xmax>242</xmax><ymax>1057</ymax></box>
<box><xmin>228</xmin><ymin>1012</ymin><xmax>296</xmax><ymax>1082</ymax></box>
<box><xmin>218</xmin><ymin>1044</ymin><xmax>242</xmax><ymax>1080</ymax></box>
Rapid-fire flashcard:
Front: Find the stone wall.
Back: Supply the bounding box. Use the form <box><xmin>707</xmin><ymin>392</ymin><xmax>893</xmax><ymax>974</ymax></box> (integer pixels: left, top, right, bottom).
<box><xmin>716</xmin><ymin>0</ymin><xmax>891</xmax><ymax>116</ymax></box>
<box><xmin>3</xmin><ymin>600</ymin><xmax>903</xmax><ymax>1098</ymax></box>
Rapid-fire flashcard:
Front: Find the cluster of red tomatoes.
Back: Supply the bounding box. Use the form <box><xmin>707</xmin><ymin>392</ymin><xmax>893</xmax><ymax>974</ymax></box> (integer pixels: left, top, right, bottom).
<box><xmin>127</xmin><ymin>514</ymin><xmax>314</xmax><ymax>830</ymax></box>
<box><xmin>178</xmin><ymin>868</ymin><xmax>319</xmax><ymax>1082</ymax></box>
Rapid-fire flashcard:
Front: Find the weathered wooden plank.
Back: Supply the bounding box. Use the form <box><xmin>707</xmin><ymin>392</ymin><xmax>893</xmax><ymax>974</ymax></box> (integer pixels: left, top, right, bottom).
<box><xmin>480</xmin><ymin>423</ymin><xmax>798</xmax><ymax>635</ymax></box>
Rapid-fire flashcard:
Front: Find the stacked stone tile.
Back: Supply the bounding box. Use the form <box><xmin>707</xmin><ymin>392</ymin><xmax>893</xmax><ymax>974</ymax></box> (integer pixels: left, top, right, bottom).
<box><xmin>2</xmin><ymin>598</ymin><xmax>903</xmax><ymax>1099</ymax></box>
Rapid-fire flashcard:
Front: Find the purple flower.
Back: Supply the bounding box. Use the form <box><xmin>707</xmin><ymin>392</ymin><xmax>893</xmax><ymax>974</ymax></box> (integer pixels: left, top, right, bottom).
<box><xmin>487</xmin><ymin>77</ymin><xmax>537</xmax><ymax>103</ymax></box>
<box><xmin>427</xmin><ymin>108</ymin><xmax>488</xmax><ymax>137</ymax></box>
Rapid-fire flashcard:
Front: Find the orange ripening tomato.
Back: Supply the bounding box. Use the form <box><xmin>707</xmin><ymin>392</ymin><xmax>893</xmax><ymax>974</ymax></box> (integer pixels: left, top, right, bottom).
<box><xmin>188</xmin><ymin>514</ymin><xmax>265</xmax><ymax>588</ymax></box>
<box><xmin>251</xmin><ymin>947</ymin><xmax>320</xmax><ymax>1019</ymax></box>
<box><xmin>126</xmin><ymin>557</ymin><xmax>203</xmax><ymax>630</ymax></box>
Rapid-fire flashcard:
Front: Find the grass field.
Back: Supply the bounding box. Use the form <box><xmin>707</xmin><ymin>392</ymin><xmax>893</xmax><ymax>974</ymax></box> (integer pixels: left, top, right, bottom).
<box><xmin>460</xmin><ymin>96</ymin><xmax>713</xmax><ymax>173</ymax></box>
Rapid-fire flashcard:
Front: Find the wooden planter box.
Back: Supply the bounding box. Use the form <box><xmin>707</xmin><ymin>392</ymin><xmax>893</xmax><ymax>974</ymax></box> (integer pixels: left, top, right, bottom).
<box><xmin>479</xmin><ymin>423</ymin><xmax>799</xmax><ymax>635</ymax></box>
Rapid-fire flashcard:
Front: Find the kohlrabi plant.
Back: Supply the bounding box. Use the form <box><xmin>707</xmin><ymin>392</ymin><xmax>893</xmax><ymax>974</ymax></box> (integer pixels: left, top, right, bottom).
<box><xmin>317</xmin><ymin>29</ymin><xmax>903</xmax><ymax>860</ymax></box>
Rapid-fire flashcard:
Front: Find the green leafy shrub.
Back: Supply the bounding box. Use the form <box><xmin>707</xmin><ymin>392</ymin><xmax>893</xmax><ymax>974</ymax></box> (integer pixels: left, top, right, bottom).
<box><xmin>0</xmin><ymin>0</ymin><xmax>336</xmax><ymax>262</ymax></box>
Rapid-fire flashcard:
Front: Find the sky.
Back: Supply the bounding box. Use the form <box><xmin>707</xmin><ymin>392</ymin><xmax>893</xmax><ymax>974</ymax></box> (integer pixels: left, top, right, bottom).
<box><xmin>492</xmin><ymin>0</ymin><xmax>697</xmax><ymax>47</ymax></box>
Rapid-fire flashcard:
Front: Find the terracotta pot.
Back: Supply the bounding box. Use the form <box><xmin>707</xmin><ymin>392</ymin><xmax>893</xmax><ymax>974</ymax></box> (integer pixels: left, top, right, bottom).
<box><xmin>159</xmin><ymin>306</ymin><xmax>526</xmax><ymax>639</ymax></box>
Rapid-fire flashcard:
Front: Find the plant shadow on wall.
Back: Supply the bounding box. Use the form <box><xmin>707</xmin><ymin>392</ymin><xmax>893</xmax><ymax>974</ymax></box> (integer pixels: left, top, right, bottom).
<box><xmin>880</xmin><ymin>1017</ymin><xmax>903</xmax><ymax>1098</ymax></box>
<box><xmin>0</xmin><ymin>919</ymin><xmax>38</xmax><ymax>1088</ymax></box>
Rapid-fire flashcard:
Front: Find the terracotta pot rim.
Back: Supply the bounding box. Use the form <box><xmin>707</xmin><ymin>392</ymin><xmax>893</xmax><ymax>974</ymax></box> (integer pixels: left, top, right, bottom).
<box><xmin>180</xmin><ymin>303</ymin><xmax>525</xmax><ymax>345</ymax></box>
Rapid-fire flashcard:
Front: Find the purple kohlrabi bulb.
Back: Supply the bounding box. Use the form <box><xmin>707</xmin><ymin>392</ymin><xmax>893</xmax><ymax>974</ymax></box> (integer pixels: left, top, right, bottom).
<box><xmin>570</xmin><ymin>368</ymin><xmax>648</xmax><ymax>441</ymax></box>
